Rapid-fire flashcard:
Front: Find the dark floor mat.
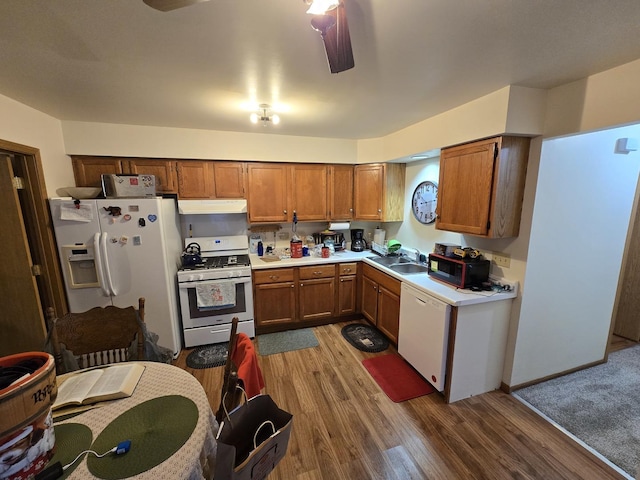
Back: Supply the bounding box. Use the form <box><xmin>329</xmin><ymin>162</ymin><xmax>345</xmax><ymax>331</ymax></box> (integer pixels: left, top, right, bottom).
<box><xmin>341</xmin><ymin>323</ymin><xmax>389</xmax><ymax>353</ymax></box>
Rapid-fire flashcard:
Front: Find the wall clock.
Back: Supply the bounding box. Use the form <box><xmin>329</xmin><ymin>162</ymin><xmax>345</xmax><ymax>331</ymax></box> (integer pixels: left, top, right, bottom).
<box><xmin>412</xmin><ymin>181</ymin><xmax>438</xmax><ymax>224</ymax></box>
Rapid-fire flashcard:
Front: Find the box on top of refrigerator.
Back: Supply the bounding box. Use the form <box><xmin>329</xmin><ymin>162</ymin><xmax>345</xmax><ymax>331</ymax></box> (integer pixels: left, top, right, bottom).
<box><xmin>102</xmin><ymin>174</ymin><xmax>156</xmax><ymax>198</ymax></box>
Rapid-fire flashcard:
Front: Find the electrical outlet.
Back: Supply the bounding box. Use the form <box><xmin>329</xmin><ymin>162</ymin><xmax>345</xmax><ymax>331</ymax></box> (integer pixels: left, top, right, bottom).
<box><xmin>493</xmin><ymin>252</ymin><xmax>511</xmax><ymax>268</ymax></box>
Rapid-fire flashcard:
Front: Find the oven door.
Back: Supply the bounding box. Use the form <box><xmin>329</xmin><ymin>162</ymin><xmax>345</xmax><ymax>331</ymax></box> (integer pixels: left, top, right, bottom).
<box><xmin>178</xmin><ymin>276</ymin><xmax>253</xmax><ymax>329</ymax></box>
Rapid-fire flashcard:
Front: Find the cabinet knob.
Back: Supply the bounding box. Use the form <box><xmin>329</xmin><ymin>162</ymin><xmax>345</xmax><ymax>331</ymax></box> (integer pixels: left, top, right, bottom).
<box><xmin>314</xmin><ymin>271</ymin><xmax>322</xmax><ymax>276</ymax></box>
<box><xmin>377</xmin><ymin>208</ymin><xmax>382</xmax><ymax>213</ymax></box>
<box><xmin>340</xmin><ymin>279</ymin><xmax>344</xmax><ymax>282</ymax></box>
<box><xmin>300</xmin><ymin>283</ymin><xmax>304</xmax><ymax>287</ymax></box>
<box><xmin>269</xmin><ymin>275</ymin><xmax>279</xmax><ymax>280</ymax></box>
<box><xmin>349</xmin><ymin>208</ymin><xmax>353</xmax><ymax>212</ymax></box>
<box><xmin>344</xmin><ymin>268</ymin><xmax>351</xmax><ymax>273</ymax></box>
<box><xmin>283</xmin><ymin>209</ymin><xmax>287</xmax><ymax>214</ymax></box>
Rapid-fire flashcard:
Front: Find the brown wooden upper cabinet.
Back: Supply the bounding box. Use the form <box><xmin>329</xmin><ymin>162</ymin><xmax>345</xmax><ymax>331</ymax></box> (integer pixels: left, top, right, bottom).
<box><xmin>436</xmin><ymin>136</ymin><xmax>530</xmax><ymax>238</ymax></box>
<box><xmin>72</xmin><ymin>156</ymin><xmax>246</xmax><ymax>199</ymax></box>
<box><xmin>71</xmin><ymin>156</ymin><xmax>126</xmax><ymax>189</ymax></box>
<box><xmin>213</xmin><ymin>162</ymin><xmax>246</xmax><ymax>198</ymax></box>
<box><xmin>246</xmin><ymin>163</ymin><xmax>289</xmax><ymax>223</ymax></box>
<box><xmin>128</xmin><ymin>158</ymin><xmax>178</xmax><ymax>193</ymax></box>
<box><xmin>329</xmin><ymin>164</ymin><xmax>354</xmax><ymax>221</ymax></box>
<box><xmin>176</xmin><ymin>160</ymin><xmax>215</xmax><ymax>198</ymax></box>
<box><xmin>247</xmin><ymin>163</ymin><xmax>331</xmax><ymax>224</ymax></box>
<box><xmin>289</xmin><ymin>164</ymin><xmax>328</xmax><ymax>222</ymax></box>
<box><xmin>353</xmin><ymin>163</ymin><xmax>405</xmax><ymax>222</ymax></box>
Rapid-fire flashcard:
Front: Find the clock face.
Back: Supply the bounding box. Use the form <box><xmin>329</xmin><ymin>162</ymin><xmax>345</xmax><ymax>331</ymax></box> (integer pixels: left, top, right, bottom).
<box><xmin>412</xmin><ymin>181</ymin><xmax>438</xmax><ymax>224</ymax></box>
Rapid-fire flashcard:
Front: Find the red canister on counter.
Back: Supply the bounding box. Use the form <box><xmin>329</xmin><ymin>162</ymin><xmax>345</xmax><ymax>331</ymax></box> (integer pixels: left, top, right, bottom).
<box><xmin>290</xmin><ymin>240</ymin><xmax>303</xmax><ymax>258</ymax></box>
<box><xmin>321</xmin><ymin>246</ymin><xmax>330</xmax><ymax>258</ymax></box>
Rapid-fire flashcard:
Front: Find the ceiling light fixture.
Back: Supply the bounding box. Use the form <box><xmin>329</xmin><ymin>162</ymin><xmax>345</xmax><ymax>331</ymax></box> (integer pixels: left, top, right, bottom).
<box><xmin>305</xmin><ymin>0</ymin><xmax>339</xmax><ymax>15</ymax></box>
<box><xmin>250</xmin><ymin>104</ymin><xmax>280</xmax><ymax>126</ymax></box>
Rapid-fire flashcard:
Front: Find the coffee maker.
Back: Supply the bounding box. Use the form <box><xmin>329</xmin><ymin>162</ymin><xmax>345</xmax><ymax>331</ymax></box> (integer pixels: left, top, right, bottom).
<box><xmin>351</xmin><ymin>229</ymin><xmax>366</xmax><ymax>252</ymax></box>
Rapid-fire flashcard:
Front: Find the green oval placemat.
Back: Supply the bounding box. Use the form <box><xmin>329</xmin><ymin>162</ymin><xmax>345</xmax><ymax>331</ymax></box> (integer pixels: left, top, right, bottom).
<box><xmin>49</xmin><ymin>423</ymin><xmax>93</xmax><ymax>479</ymax></box>
<box><xmin>87</xmin><ymin>395</ymin><xmax>198</xmax><ymax>479</ymax></box>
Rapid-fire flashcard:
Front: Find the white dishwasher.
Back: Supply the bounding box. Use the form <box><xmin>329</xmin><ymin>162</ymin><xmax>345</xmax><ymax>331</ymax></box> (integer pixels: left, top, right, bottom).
<box><xmin>398</xmin><ymin>283</ymin><xmax>451</xmax><ymax>391</ymax></box>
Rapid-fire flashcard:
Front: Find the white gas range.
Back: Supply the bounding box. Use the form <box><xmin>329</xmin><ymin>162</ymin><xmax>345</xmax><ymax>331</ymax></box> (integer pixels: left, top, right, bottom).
<box><xmin>177</xmin><ymin>235</ymin><xmax>255</xmax><ymax>347</ymax></box>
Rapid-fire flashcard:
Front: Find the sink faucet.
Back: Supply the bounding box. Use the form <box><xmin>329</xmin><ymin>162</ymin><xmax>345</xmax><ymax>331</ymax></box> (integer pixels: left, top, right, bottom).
<box><xmin>413</xmin><ymin>247</ymin><xmax>421</xmax><ymax>263</ymax></box>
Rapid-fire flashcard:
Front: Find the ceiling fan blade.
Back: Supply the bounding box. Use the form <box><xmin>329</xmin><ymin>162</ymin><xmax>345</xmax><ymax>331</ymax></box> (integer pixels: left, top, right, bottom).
<box><xmin>143</xmin><ymin>0</ymin><xmax>210</xmax><ymax>12</ymax></box>
<box><xmin>318</xmin><ymin>0</ymin><xmax>354</xmax><ymax>74</ymax></box>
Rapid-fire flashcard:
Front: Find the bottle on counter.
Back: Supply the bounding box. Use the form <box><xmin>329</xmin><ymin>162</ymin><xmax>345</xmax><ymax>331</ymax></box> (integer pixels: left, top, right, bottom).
<box><xmin>257</xmin><ymin>241</ymin><xmax>264</xmax><ymax>257</ymax></box>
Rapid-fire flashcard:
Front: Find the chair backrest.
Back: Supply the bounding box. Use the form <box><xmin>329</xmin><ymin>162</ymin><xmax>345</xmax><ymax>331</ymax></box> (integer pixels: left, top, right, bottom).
<box><xmin>46</xmin><ymin>297</ymin><xmax>146</xmax><ymax>374</ymax></box>
<box><xmin>216</xmin><ymin>317</ymin><xmax>242</xmax><ymax>423</ymax></box>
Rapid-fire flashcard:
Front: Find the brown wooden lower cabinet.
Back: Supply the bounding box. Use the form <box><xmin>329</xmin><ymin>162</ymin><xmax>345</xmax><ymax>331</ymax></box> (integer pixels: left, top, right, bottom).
<box><xmin>253</xmin><ymin>262</ymin><xmax>360</xmax><ymax>334</ymax></box>
<box><xmin>360</xmin><ymin>263</ymin><xmax>401</xmax><ymax>344</ymax></box>
<box><xmin>253</xmin><ymin>268</ymin><xmax>296</xmax><ymax>327</ymax></box>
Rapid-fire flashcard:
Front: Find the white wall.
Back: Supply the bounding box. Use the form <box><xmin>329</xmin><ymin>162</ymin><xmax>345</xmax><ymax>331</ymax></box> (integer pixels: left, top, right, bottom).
<box><xmin>62</xmin><ymin>121</ymin><xmax>357</xmax><ymax>165</ymax></box>
<box><xmin>0</xmin><ymin>94</ymin><xmax>73</xmax><ymax>195</ymax></box>
<box><xmin>508</xmin><ymin>124</ymin><xmax>640</xmax><ymax>386</ymax></box>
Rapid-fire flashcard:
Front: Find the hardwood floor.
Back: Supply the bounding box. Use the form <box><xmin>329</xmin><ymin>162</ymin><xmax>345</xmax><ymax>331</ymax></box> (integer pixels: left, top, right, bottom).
<box><xmin>174</xmin><ymin>322</ymin><xmax>627</xmax><ymax>480</ymax></box>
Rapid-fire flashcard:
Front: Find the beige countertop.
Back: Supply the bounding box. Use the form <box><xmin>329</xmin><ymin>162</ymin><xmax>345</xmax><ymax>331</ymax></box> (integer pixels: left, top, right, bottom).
<box><xmin>249</xmin><ymin>250</ymin><xmax>516</xmax><ymax>307</ymax></box>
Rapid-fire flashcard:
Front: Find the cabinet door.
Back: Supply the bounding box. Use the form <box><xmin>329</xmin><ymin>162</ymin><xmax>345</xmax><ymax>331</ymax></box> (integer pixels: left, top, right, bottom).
<box><xmin>247</xmin><ymin>163</ymin><xmax>289</xmax><ymax>223</ymax></box>
<box><xmin>214</xmin><ymin>162</ymin><xmax>245</xmax><ymax>198</ymax></box>
<box><xmin>328</xmin><ymin>165</ymin><xmax>354</xmax><ymax>220</ymax></box>
<box><xmin>254</xmin><ymin>282</ymin><xmax>297</xmax><ymax>327</ymax></box>
<box><xmin>437</xmin><ymin>140</ymin><xmax>496</xmax><ymax>236</ymax></box>
<box><xmin>290</xmin><ymin>164</ymin><xmax>328</xmax><ymax>221</ymax></box>
<box><xmin>354</xmin><ymin>164</ymin><xmax>383</xmax><ymax>220</ymax></box>
<box><xmin>299</xmin><ymin>277</ymin><xmax>335</xmax><ymax>321</ymax></box>
<box><xmin>376</xmin><ymin>284</ymin><xmax>400</xmax><ymax>344</ymax></box>
<box><xmin>338</xmin><ymin>275</ymin><xmax>357</xmax><ymax>315</ymax></box>
<box><xmin>71</xmin><ymin>156</ymin><xmax>125</xmax><ymax>187</ymax></box>
<box><xmin>177</xmin><ymin>161</ymin><xmax>215</xmax><ymax>199</ymax></box>
<box><xmin>126</xmin><ymin>158</ymin><xmax>178</xmax><ymax>193</ymax></box>
<box><xmin>361</xmin><ymin>275</ymin><xmax>378</xmax><ymax>324</ymax></box>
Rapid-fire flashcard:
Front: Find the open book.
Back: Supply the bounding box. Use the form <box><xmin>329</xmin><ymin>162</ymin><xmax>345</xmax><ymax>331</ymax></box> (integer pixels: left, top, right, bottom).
<box><xmin>53</xmin><ymin>363</ymin><xmax>145</xmax><ymax>411</ymax></box>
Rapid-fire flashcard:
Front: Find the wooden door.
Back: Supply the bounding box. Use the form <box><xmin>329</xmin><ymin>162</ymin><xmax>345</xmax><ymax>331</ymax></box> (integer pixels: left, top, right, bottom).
<box><xmin>613</xmin><ymin>178</ymin><xmax>640</xmax><ymax>341</ymax></box>
<box><xmin>254</xmin><ymin>282</ymin><xmax>297</xmax><ymax>327</ymax></box>
<box><xmin>177</xmin><ymin>160</ymin><xmax>215</xmax><ymax>198</ymax></box>
<box><xmin>247</xmin><ymin>163</ymin><xmax>289</xmax><ymax>223</ymax></box>
<box><xmin>338</xmin><ymin>275</ymin><xmax>357</xmax><ymax>315</ymax></box>
<box><xmin>361</xmin><ymin>276</ymin><xmax>378</xmax><ymax>324</ymax></box>
<box><xmin>329</xmin><ymin>165</ymin><xmax>354</xmax><ymax>220</ymax></box>
<box><xmin>354</xmin><ymin>164</ymin><xmax>383</xmax><ymax>221</ymax></box>
<box><xmin>71</xmin><ymin>156</ymin><xmax>125</xmax><ymax>188</ymax></box>
<box><xmin>299</xmin><ymin>277</ymin><xmax>335</xmax><ymax>321</ymax></box>
<box><xmin>437</xmin><ymin>139</ymin><xmax>497</xmax><ymax>236</ymax></box>
<box><xmin>376</xmin><ymin>284</ymin><xmax>400</xmax><ymax>344</ymax></box>
<box><xmin>213</xmin><ymin>162</ymin><xmax>245</xmax><ymax>198</ymax></box>
<box><xmin>290</xmin><ymin>164</ymin><xmax>328</xmax><ymax>221</ymax></box>
<box><xmin>127</xmin><ymin>158</ymin><xmax>178</xmax><ymax>193</ymax></box>
<box><xmin>0</xmin><ymin>155</ymin><xmax>46</xmax><ymax>355</ymax></box>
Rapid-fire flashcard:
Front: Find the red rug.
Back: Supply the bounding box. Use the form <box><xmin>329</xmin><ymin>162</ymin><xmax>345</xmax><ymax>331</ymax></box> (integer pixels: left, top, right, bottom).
<box><xmin>362</xmin><ymin>353</ymin><xmax>435</xmax><ymax>403</ymax></box>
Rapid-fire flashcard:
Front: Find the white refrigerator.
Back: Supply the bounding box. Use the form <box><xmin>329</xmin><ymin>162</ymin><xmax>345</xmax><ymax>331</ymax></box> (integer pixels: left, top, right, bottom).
<box><xmin>49</xmin><ymin>197</ymin><xmax>183</xmax><ymax>357</ymax></box>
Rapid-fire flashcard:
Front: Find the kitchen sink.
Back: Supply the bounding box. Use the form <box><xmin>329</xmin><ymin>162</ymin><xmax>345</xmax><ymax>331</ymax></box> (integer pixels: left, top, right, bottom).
<box><xmin>388</xmin><ymin>263</ymin><xmax>429</xmax><ymax>275</ymax></box>
<box><xmin>367</xmin><ymin>256</ymin><xmax>412</xmax><ymax>266</ymax></box>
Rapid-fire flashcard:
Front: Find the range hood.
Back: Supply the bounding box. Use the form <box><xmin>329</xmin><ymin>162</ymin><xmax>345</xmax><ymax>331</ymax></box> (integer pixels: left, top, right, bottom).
<box><xmin>178</xmin><ymin>199</ymin><xmax>247</xmax><ymax>215</ymax></box>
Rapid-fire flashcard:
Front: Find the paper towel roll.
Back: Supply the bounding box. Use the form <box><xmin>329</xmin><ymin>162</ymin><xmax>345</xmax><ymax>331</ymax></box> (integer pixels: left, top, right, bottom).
<box><xmin>328</xmin><ymin>222</ymin><xmax>351</xmax><ymax>231</ymax></box>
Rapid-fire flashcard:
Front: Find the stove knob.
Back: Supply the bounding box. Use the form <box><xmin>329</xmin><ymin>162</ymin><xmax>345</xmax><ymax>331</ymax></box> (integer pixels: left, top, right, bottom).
<box><xmin>189</xmin><ymin>273</ymin><xmax>204</xmax><ymax>281</ymax></box>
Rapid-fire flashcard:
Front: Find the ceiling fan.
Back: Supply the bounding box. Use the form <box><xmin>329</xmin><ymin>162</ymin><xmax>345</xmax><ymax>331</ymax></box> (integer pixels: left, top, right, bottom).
<box><xmin>308</xmin><ymin>0</ymin><xmax>354</xmax><ymax>74</ymax></box>
<box><xmin>143</xmin><ymin>0</ymin><xmax>354</xmax><ymax>74</ymax></box>
<box><xmin>142</xmin><ymin>0</ymin><xmax>209</xmax><ymax>12</ymax></box>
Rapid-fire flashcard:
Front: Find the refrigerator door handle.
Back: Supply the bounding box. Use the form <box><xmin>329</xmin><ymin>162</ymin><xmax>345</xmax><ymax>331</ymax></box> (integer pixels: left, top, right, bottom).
<box><xmin>100</xmin><ymin>232</ymin><xmax>118</xmax><ymax>296</ymax></box>
<box><xmin>94</xmin><ymin>232</ymin><xmax>110</xmax><ymax>297</ymax></box>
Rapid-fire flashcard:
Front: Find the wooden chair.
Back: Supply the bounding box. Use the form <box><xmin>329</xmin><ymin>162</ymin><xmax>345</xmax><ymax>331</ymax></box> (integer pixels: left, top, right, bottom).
<box><xmin>46</xmin><ymin>297</ymin><xmax>146</xmax><ymax>374</ymax></box>
<box><xmin>215</xmin><ymin>317</ymin><xmax>243</xmax><ymax>423</ymax></box>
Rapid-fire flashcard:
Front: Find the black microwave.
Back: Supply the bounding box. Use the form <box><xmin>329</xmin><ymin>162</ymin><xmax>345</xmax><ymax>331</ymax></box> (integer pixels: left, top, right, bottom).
<box><xmin>427</xmin><ymin>253</ymin><xmax>490</xmax><ymax>289</ymax></box>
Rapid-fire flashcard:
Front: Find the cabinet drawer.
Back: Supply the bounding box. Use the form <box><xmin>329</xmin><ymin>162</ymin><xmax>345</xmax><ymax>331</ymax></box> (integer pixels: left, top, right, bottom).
<box><xmin>254</xmin><ymin>268</ymin><xmax>295</xmax><ymax>285</ymax></box>
<box><xmin>362</xmin><ymin>263</ymin><xmax>401</xmax><ymax>295</ymax></box>
<box><xmin>339</xmin><ymin>262</ymin><xmax>357</xmax><ymax>276</ymax></box>
<box><xmin>299</xmin><ymin>264</ymin><xmax>336</xmax><ymax>280</ymax></box>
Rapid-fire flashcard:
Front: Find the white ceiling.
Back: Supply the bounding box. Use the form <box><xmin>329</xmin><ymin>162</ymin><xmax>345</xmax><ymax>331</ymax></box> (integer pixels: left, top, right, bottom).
<box><xmin>1</xmin><ymin>0</ymin><xmax>639</xmax><ymax>140</ymax></box>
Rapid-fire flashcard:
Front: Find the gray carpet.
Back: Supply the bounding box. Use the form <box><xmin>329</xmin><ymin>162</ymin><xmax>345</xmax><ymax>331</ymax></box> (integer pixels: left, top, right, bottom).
<box><xmin>257</xmin><ymin>328</ymin><xmax>319</xmax><ymax>356</ymax></box>
<box><xmin>514</xmin><ymin>345</ymin><xmax>640</xmax><ymax>476</ymax></box>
